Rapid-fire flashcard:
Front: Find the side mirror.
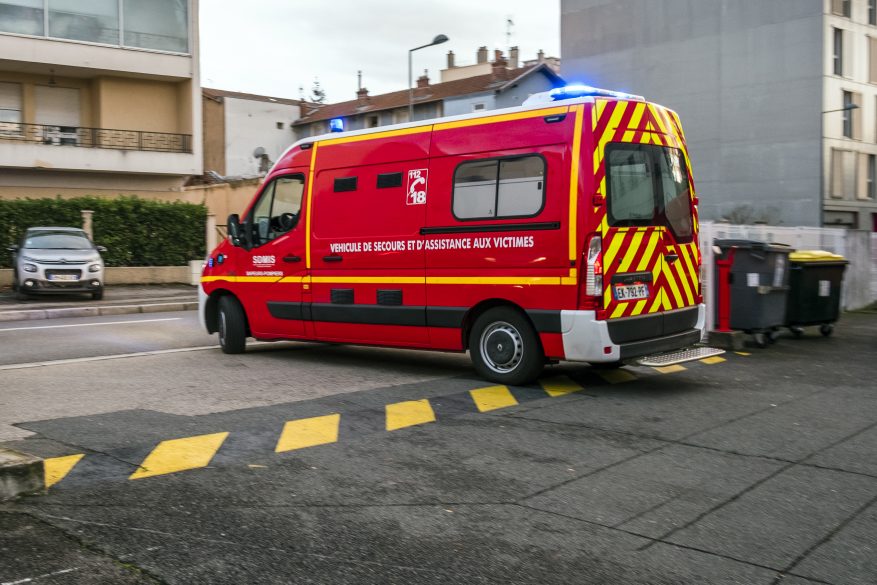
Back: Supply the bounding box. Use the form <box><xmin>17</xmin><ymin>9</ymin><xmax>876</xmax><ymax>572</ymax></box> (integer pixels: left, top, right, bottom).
<box><xmin>96</xmin><ymin>245</ymin><xmax>108</xmax><ymax>253</ymax></box>
<box><xmin>227</xmin><ymin>213</ymin><xmax>243</xmax><ymax>247</ymax></box>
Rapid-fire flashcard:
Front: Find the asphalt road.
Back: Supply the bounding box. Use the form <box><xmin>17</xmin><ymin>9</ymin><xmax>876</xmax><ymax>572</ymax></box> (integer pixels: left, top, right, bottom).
<box><xmin>1</xmin><ymin>311</ymin><xmax>876</xmax><ymax>584</ymax></box>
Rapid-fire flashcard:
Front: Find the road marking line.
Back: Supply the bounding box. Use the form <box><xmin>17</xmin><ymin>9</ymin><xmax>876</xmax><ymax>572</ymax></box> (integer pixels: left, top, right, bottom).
<box><xmin>275</xmin><ymin>413</ymin><xmax>340</xmax><ymax>452</ymax></box>
<box><xmin>594</xmin><ymin>369</ymin><xmax>638</xmax><ymax>384</ymax></box>
<box><xmin>654</xmin><ymin>364</ymin><xmax>687</xmax><ymax>374</ymax></box>
<box><xmin>386</xmin><ymin>399</ymin><xmax>436</xmax><ymax>431</ymax></box>
<box><xmin>2</xmin><ymin>567</ymin><xmax>80</xmax><ymax>585</ymax></box>
<box><xmin>129</xmin><ymin>432</ymin><xmax>229</xmax><ymax>480</ymax></box>
<box><xmin>470</xmin><ymin>385</ymin><xmax>518</xmax><ymax>412</ymax></box>
<box><xmin>0</xmin><ymin>317</ymin><xmax>181</xmax><ymax>333</ymax></box>
<box><xmin>43</xmin><ymin>454</ymin><xmax>84</xmax><ymax>488</ymax></box>
<box><xmin>540</xmin><ymin>376</ymin><xmax>584</xmax><ymax>397</ymax></box>
<box><xmin>700</xmin><ymin>356</ymin><xmax>726</xmax><ymax>365</ymax></box>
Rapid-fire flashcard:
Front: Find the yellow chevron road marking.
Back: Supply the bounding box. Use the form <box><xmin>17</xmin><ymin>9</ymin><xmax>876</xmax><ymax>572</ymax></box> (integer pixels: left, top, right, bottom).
<box><xmin>700</xmin><ymin>356</ymin><xmax>726</xmax><ymax>365</ymax></box>
<box><xmin>275</xmin><ymin>413</ymin><xmax>340</xmax><ymax>453</ymax></box>
<box><xmin>44</xmin><ymin>454</ymin><xmax>84</xmax><ymax>488</ymax></box>
<box><xmin>129</xmin><ymin>432</ymin><xmax>229</xmax><ymax>480</ymax></box>
<box><xmin>654</xmin><ymin>364</ymin><xmax>687</xmax><ymax>374</ymax></box>
<box><xmin>386</xmin><ymin>399</ymin><xmax>436</xmax><ymax>431</ymax></box>
<box><xmin>595</xmin><ymin>369</ymin><xmax>638</xmax><ymax>384</ymax></box>
<box><xmin>540</xmin><ymin>377</ymin><xmax>584</xmax><ymax>397</ymax></box>
<box><xmin>470</xmin><ymin>385</ymin><xmax>519</xmax><ymax>412</ymax></box>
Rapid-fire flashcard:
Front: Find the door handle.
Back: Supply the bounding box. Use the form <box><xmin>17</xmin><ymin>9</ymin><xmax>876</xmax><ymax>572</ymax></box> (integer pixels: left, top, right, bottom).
<box><xmin>283</xmin><ymin>255</ymin><xmax>301</xmax><ymax>263</ymax></box>
<box><xmin>323</xmin><ymin>255</ymin><xmax>343</xmax><ymax>262</ymax></box>
<box><xmin>666</xmin><ymin>253</ymin><xmax>679</xmax><ymax>263</ymax></box>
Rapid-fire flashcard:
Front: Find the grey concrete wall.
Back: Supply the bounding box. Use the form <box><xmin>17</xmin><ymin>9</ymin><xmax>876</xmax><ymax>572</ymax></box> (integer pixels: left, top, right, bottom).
<box><xmin>561</xmin><ymin>0</ymin><xmax>824</xmax><ymax>226</ymax></box>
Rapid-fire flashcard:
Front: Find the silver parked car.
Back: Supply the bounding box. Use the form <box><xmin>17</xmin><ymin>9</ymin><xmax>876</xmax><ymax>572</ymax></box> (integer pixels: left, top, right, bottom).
<box><xmin>7</xmin><ymin>227</ymin><xmax>106</xmax><ymax>301</ymax></box>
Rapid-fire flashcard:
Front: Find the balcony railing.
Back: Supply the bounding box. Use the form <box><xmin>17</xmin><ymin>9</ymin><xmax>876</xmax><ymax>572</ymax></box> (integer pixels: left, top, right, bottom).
<box><xmin>0</xmin><ymin>122</ymin><xmax>193</xmax><ymax>154</ymax></box>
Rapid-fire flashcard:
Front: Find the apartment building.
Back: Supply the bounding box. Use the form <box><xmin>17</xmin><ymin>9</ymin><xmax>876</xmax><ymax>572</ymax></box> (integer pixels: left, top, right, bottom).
<box><xmin>562</xmin><ymin>0</ymin><xmax>877</xmax><ymax>231</ymax></box>
<box><xmin>0</xmin><ymin>0</ymin><xmax>201</xmax><ymax>201</ymax></box>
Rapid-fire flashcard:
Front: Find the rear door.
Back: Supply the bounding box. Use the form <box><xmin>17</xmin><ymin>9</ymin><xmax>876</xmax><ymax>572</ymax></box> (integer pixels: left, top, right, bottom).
<box><xmin>594</xmin><ymin>99</ymin><xmax>698</xmax><ymax>322</ymax></box>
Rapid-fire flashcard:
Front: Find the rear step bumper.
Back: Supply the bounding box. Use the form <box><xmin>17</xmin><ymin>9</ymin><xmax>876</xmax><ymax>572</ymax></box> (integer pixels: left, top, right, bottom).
<box><xmin>560</xmin><ymin>304</ymin><xmax>706</xmax><ymax>363</ymax></box>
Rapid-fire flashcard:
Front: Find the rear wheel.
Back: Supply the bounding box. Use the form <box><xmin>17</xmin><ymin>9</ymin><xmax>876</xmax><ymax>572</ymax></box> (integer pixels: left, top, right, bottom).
<box><xmin>469</xmin><ymin>307</ymin><xmax>544</xmax><ymax>385</ymax></box>
<box><xmin>218</xmin><ymin>295</ymin><xmax>247</xmax><ymax>354</ymax></box>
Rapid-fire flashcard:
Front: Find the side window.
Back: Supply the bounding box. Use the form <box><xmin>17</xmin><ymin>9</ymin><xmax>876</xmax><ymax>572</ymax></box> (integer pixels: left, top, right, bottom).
<box><xmin>248</xmin><ymin>175</ymin><xmax>304</xmax><ymax>246</ymax></box>
<box><xmin>453</xmin><ymin>155</ymin><xmax>545</xmax><ymax>220</ymax></box>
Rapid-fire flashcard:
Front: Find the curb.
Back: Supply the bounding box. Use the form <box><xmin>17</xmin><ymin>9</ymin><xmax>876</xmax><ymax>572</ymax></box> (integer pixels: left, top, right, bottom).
<box><xmin>0</xmin><ymin>300</ymin><xmax>198</xmax><ymax>323</ymax></box>
<box><xmin>0</xmin><ymin>448</ymin><xmax>43</xmax><ymax>500</ymax></box>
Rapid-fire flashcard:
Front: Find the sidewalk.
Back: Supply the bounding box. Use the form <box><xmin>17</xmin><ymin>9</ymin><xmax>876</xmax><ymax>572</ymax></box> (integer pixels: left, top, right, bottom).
<box><xmin>0</xmin><ymin>284</ymin><xmax>198</xmax><ymax>323</ymax></box>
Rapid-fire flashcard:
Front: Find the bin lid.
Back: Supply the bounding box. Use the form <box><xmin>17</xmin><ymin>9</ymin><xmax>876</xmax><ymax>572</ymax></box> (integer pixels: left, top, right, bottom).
<box><xmin>714</xmin><ymin>239</ymin><xmax>792</xmax><ymax>253</ymax></box>
<box><xmin>789</xmin><ymin>250</ymin><xmax>848</xmax><ymax>263</ymax></box>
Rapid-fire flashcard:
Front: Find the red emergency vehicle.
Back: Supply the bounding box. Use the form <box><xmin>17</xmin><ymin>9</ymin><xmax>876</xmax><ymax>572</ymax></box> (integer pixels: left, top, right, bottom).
<box><xmin>199</xmin><ymin>85</ymin><xmax>714</xmax><ymax>384</ymax></box>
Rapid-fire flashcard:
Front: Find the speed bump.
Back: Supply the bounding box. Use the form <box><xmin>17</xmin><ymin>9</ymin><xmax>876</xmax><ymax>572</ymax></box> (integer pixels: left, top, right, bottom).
<box><xmin>470</xmin><ymin>385</ymin><xmax>518</xmax><ymax>412</ymax></box>
<box><xmin>276</xmin><ymin>413</ymin><xmax>340</xmax><ymax>453</ymax></box>
<box><xmin>44</xmin><ymin>454</ymin><xmax>84</xmax><ymax>488</ymax></box>
<box><xmin>540</xmin><ymin>377</ymin><xmax>584</xmax><ymax>397</ymax></box>
<box><xmin>386</xmin><ymin>399</ymin><xmax>436</xmax><ymax>431</ymax></box>
<box><xmin>130</xmin><ymin>431</ymin><xmax>229</xmax><ymax>480</ymax></box>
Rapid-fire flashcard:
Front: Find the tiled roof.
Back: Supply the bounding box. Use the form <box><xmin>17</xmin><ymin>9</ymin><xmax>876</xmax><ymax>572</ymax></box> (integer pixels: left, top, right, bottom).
<box><xmin>293</xmin><ymin>64</ymin><xmax>562</xmax><ymax>125</ymax></box>
<box><xmin>202</xmin><ymin>87</ymin><xmax>307</xmax><ymax>107</ymax></box>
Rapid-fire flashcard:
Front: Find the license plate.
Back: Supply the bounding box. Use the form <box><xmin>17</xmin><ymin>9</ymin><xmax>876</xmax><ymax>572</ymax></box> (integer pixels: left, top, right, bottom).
<box><xmin>48</xmin><ymin>274</ymin><xmax>78</xmax><ymax>281</ymax></box>
<box><xmin>614</xmin><ymin>283</ymin><xmax>649</xmax><ymax>301</ymax></box>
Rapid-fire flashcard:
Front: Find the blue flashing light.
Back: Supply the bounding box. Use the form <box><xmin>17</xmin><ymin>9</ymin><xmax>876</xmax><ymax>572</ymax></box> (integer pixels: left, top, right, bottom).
<box><xmin>329</xmin><ymin>118</ymin><xmax>345</xmax><ymax>132</ymax></box>
<box><xmin>549</xmin><ymin>84</ymin><xmax>644</xmax><ymax>102</ymax></box>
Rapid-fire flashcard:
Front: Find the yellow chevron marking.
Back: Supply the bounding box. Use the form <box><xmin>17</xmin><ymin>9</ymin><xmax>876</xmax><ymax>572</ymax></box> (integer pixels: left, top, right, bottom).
<box><xmin>386</xmin><ymin>399</ymin><xmax>436</xmax><ymax>431</ymax></box>
<box><xmin>568</xmin><ymin>105</ymin><xmax>585</xmax><ymax>262</ymax></box>
<box><xmin>622</xmin><ymin>102</ymin><xmax>646</xmax><ymax>142</ymax></box>
<box><xmin>44</xmin><ymin>454</ymin><xmax>84</xmax><ymax>488</ymax></box>
<box><xmin>540</xmin><ymin>376</ymin><xmax>584</xmax><ymax>397</ymax></box>
<box><xmin>654</xmin><ymin>364</ymin><xmax>687</xmax><ymax>374</ymax></box>
<box><xmin>672</xmin><ymin>259</ymin><xmax>695</xmax><ymax>306</ymax></box>
<box><xmin>596</xmin><ymin>98</ymin><xmax>608</xmax><ymax>122</ymax></box>
<box><xmin>603</xmin><ymin>233</ymin><xmax>626</xmax><ymax>270</ymax></box>
<box><xmin>129</xmin><ymin>432</ymin><xmax>229</xmax><ymax>480</ymax></box>
<box><xmin>677</xmin><ymin>245</ymin><xmax>699</xmax><ymax>295</ymax></box>
<box><xmin>617</xmin><ymin>231</ymin><xmax>644</xmax><ymax>273</ymax></box>
<box><xmin>648</xmin><ymin>294</ymin><xmax>663</xmax><ymax>314</ymax></box>
<box><xmin>636</xmin><ymin>232</ymin><xmax>660</xmax><ymax>272</ymax></box>
<box><xmin>610</xmin><ymin>303</ymin><xmax>627</xmax><ymax>319</ymax></box>
<box><xmin>275</xmin><ymin>414</ymin><xmax>340</xmax><ymax>453</ymax></box>
<box><xmin>735</xmin><ymin>352</ymin><xmax>751</xmax><ymax>356</ymax></box>
<box><xmin>700</xmin><ymin>356</ymin><xmax>726</xmax><ymax>365</ymax></box>
<box><xmin>630</xmin><ymin>299</ymin><xmax>649</xmax><ymax>316</ymax></box>
<box><xmin>470</xmin><ymin>385</ymin><xmax>518</xmax><ymax>412</ymax></box>
<box><xmin>664</xmin><ymin>262</ymin><xmax>685</xmax><ymax>308</ymax></box>
<box><xmin>595</xmin><ymin>368</ymin><xmax>638</xmax><ymax>384</ymax></box>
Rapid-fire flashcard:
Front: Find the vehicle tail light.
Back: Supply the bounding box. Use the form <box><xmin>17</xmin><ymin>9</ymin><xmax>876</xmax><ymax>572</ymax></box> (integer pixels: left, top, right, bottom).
<box><xmin>585</xmin><ymin>235</ymin><xmax>603</xmax><ymax>297</ymax></box>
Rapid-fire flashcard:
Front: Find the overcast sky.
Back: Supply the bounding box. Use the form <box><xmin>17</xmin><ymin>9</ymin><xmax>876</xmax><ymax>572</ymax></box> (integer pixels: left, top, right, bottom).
<box><xmin>200</xmin><ymin>0</ymin><xmax>560</xmax><ymax>104</ymax></box>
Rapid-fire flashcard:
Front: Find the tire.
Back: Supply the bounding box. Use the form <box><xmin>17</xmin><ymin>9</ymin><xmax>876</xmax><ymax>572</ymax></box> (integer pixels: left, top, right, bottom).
<box><xmin>218</xmin><ymin>295</ymin><xmax>247</xmax><ymax>354</ymax></box>
<box><xmin>469</xmin><ymin>306</ymin><xmax>544</xmax><ymax>385</ymax></box>
<box><xmin>91</xmin><ymin>289</ymin><xmax>104</xmax><ymax>301</ymax></box>
<box><xmin>820</xmin><ymin>324</ymin><xmax>834</xmax><ymax>337</ymax></box>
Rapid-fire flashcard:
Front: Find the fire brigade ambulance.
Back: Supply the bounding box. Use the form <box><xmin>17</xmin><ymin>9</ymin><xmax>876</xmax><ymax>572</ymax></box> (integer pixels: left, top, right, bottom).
<box><xmin>199</xmin><ymin>85</ymin><xmax>720</xmax><ymax>385</ymax></box>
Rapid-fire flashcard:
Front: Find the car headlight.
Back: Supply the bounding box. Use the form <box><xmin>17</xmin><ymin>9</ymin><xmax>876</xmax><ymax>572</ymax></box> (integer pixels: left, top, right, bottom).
<box><xmin>89</xmin><ymin>263</ymin><xmax>102</xmax><ymax>273</ymax></box>
<box><xmin>23</xmin><ymin>263</ymin><xmax>37</xmax><ymax>273</ymax></box>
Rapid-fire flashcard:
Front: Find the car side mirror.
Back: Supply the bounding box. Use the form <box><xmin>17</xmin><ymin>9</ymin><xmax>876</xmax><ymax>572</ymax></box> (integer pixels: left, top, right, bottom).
<box><xmin>227</xmin><ymin>213</ymin><xmax>243</xmax><ymax>248</ymax></box>
<box><xmin>96</xmin><ymin>245</ymin><xmax>108</xmax><ymax>253</ymax></box>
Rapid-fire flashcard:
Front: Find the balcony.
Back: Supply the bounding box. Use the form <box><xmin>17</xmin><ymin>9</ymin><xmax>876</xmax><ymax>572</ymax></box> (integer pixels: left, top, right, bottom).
<box><xmin>0</xmin><ymin>122</ymin><xmax>192</xmax><ymax>153</ymax></box>
<box><xmin>0</xmin><ymin>121</ymin><xmax>199</xmax><ymax>176</ymax></box>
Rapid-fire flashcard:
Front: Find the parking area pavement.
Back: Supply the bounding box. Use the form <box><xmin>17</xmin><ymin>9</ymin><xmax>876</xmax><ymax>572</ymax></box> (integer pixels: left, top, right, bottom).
<box><xmin>0</xmin><ymin>313</ymin><xmax>875</xmax><ymax>584</ymax></box>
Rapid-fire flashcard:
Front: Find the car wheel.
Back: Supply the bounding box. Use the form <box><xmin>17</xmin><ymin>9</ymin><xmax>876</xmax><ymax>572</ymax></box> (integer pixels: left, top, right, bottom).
<box><xmin>218</xmin><ymin>295</ymin><xmax>247</xmax><ymax>354</ymax></box>
<box><xmin>469</xmin><ymin>306</ymin><xmax>543</xmax><ymax>385</ymax></box>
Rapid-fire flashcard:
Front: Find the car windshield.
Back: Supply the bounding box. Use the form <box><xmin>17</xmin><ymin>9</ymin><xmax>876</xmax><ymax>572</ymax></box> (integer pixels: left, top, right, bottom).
<box><xmin>24</xmin><ymin>232</ymin><xmax>93</xmax><ymax>250</ymax></box>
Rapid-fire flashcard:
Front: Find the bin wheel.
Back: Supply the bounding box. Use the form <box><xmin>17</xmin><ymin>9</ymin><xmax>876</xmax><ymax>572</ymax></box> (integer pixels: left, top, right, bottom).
<box><xmin>820</xmin><ymin>324</ymin><xmax>834</xmax><ymax>337</ymax></box>
<box><xmin>789</xmin><ymin>326</ymin><xmax>804</xmax><ymax>339</ymax></box>
<box><xmin>753</xmin><ymin>333</ymin><xmax>768</xmax><ymax>348</ymax></box>
<box><xmin>766</xmin><ymin>330</ymin><xmax>779</xmax><ymax>344</ymax></box>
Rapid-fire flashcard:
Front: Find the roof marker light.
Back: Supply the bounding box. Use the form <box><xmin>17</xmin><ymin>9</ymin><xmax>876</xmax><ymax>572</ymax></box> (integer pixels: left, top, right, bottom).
<box><xmin>522</xmin><ymin>85</ymin><xmax>645</xmax><ymax>106</ymax></box>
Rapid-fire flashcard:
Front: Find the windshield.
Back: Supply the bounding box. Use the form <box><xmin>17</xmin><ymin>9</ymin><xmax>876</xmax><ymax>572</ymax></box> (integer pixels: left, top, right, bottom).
<box><xmin>605</xmin><ymin>143</ymin><xmax>693</xmax><ymax>241</ymax></box>
<box><xmin>24</xmin><ymin>232</ymin><xmax>93</xmax><ymax>250</ymax></box>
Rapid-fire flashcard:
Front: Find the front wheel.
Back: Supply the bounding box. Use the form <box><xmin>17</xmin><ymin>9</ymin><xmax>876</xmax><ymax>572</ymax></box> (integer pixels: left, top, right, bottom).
<box><xmin>469</xmin><ymin>307</ymin><xmax>544</xmax><ymax>385</ymax></box>
<box><xmin>218</xmin><ymin>295</ymin><xmax>247</xmax><ymax>354</ymax></box>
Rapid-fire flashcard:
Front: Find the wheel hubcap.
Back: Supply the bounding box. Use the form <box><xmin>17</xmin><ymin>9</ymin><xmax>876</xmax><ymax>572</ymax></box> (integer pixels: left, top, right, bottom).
<box><xmin>480</xmin><ymin>321</ymin><xmax>523</xmax><ymax>374</ymax></box>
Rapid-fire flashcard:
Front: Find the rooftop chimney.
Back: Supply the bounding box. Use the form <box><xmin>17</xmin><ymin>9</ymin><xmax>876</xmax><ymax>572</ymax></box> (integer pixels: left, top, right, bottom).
<box><xmin>477</xmin><ymin>46</ymin><xmax>488</xmax><ymax>64</ymax></box>
<box><xmin>417</xmin><ymin>70</ymin><xmax>430</xmax><ymax>88</ymax></box>
<box><xmin>356</xmin><ymin>87</ymin><xmax>369</xmax><ymax>101</ymax></box>
<box><xmin>537</xmin><ymin>49</ymin><xmax>545</xmax><ymax>63</ymax></box>
<box><xmin>447</xmin><ymin>50</ymin><xmax>455</xmax><ymax>69</ymax></box>
<box><xmin>491</xmin><ymin>52</ymin><xmax>509</xmax><ymax>80</ymax></box>
<box><xmin>510</xmin><ymin>46</ymin><xmax>519</xmax><ymax>69</ymax></box>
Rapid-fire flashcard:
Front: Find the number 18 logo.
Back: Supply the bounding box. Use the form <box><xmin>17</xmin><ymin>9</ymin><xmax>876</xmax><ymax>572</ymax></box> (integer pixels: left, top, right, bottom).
<box><xmin>407</xmin><ymin>169</ymin><xmax>428</xmax><ymax>205</ymax></box>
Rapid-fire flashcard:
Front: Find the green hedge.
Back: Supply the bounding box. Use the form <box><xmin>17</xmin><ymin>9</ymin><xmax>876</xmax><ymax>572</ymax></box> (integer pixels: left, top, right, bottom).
<box><xmin>0</xmin><ymin>196</ymin><xmax>207</xmax><ymax>268</ymax></box>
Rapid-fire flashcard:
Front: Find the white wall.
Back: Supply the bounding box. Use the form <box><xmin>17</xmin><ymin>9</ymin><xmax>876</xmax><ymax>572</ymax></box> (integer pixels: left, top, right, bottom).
<box><xmin>223</xmin><ymin>98</ymin><xmax>299</xmax><ymax>177</ymax></box>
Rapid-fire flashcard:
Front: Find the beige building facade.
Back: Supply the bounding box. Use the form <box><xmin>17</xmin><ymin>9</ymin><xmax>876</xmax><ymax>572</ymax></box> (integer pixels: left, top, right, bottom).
<box><xmin>0</xmin><ymin>0</ymin><xmax>202</xmax><ymax>202</ymax></box>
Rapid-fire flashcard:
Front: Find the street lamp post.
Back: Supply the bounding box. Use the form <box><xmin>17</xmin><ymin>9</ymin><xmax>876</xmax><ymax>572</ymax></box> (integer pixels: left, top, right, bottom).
<box><xmin>820</xmin><ymin>103</ymin><xmax>859</xmax><ymax>227</ymax></box>
<box><xmin>408</xmin><ymin>34</ymin><xmax>449</xmax><ymax>121</ymax></box>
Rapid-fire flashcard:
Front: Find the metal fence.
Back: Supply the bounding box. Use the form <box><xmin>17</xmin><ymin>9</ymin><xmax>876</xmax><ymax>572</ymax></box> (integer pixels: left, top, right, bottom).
<box><xmin>699</xmin><ymin>222</ymin><xmax>876</xmax><ymax>333</ymax></box>
<box><xmin>0</xmin><ymin>122</ymin><xmax>192</xmax><ymax>153</ymax></box>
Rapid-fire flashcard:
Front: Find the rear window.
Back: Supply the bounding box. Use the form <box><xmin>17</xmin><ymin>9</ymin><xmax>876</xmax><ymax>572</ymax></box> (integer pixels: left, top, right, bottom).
<box><xmin>605</xmin><ymin>143</ymin><xmax>693</xmax><ymax>241</ymax></box>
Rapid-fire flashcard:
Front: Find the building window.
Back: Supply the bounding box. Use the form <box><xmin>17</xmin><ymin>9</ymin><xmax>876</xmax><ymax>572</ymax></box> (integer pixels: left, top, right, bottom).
<box><xmin>0</xmin><ymin>0</ymin><xmax>43</xmax><ymax>36</ymax></box>
<box><xmin>276</xmin><ymin>122</ymin><xmax>284</xmax><ymax>130</ymax></box>
<box><xmin>868</xmin><ymin>154</ymin><xmax>876</xmax><ymax>199</ymax></box>
<box><xmin>834</xmin><ymin>28</ymin><xmax>844</xmax><ymax>76</ymax></box>
<box><xmin>122</xmin><ymin>0</ymin><xmax>188</xmax><ymax>53</ymax></box>
<box><xmin>0</xmin><ymin>81</ymin><xmax>22</xmax><ymax>125</ymax></box>
<box><xmin>833</xmin><ymin>0</ymin><xmax>852</xmax><ymax>17</ymax></box>
<box><xmin>871</xmin><ymin>0</ymin><xmax>876</xmax><ymax>25</ymax></box>
<box><xmin>830</xmin><ymin>149</ymin><xmax>857</xmax><ymax>199</ymax></box>
<box><xmin>452</xmin><ymin>155</ymin><xmax>545</xmax><ymax>220</ymax></box>
<box><xmin>48</xmin><ymin>0</ymin><xmax>119</xmax><ymax>45</ymax></box>
<box><xmin>366</xmin><ymin>114</ymin><xmax>379</xmax><ymax>128</ymax></box>
<box><xmin>871</xmin><ymin>37</ymin><xmax>877</xmax><ymax>82</ymax></box>
<box><xmin>473</xmin><ymin>103</ymin><xmax>485</xmax><ymax>111</ymax></box>
<box><xmin>843</xmin><ymin>91</ymin><xmax>855</xmax><ymax>138</ymax></box>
